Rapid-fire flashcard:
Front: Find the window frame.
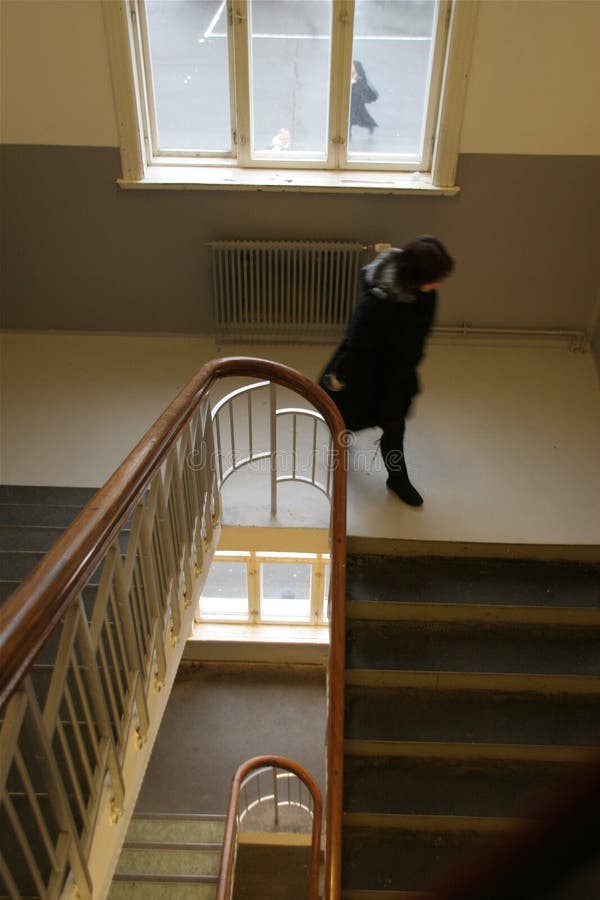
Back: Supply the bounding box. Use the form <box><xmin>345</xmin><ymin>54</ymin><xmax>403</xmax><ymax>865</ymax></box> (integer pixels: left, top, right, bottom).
<box><xmin>102</xmin><ymin>0</ymin><xmax>479</xmax><ymax>192</ymax></box>
<box><xmin>199</xmin><ymin>550</ymin><xmax>330</xmax><ymax>626</ymax></box>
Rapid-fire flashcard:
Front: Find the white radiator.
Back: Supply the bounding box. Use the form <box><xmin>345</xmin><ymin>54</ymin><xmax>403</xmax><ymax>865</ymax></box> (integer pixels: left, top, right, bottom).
<box><xmin>210</xmin><ymin>240</ymin><xmax>364</xmax><ymax>341</ymax></box>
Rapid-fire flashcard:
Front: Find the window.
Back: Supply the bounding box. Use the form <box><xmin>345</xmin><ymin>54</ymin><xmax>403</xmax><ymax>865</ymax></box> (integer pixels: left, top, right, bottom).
<box><xmin>103</xmin><ymin>0</ymin><xmax>478</xmax><ymax>190</ymax></box>
<box><xmin>199</xmin><ymin>550</ymin><xmax>330</xmax><ymax>625</ymax></box>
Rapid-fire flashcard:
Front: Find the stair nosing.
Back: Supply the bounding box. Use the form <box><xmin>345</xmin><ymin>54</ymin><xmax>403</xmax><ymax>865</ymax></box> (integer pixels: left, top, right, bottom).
<box><xmin>342</xmin><ymin>812</ymin><xmax>522</xmax><ymax>833</ymax></box>
<box><xmin>123</xmin><ymin>841</ymin><xmax>222</xmax><ymax>851</ymax></box>
<box><xmin>130</xmin><ymin>812</ymin><xmax>226</xmax><ymax>821</ymax></box>
<box><xmin>345</xmin><ymin>668</ymin><xmax>600</xmax><ymax>695</ymax></box>
<box><xmin>342</xmin><ymin>739</ymin><xmax>596</xmax><ymax>763</ymax></box>
<box><xmin>112</xmin><ymin>873</ymin><xmax>218</xmax><ymax>884</ymax></box>
<box><xmin>346</xmin><ymin>600</ymin><xmax>600</xmax><ymax>625</ymax></box>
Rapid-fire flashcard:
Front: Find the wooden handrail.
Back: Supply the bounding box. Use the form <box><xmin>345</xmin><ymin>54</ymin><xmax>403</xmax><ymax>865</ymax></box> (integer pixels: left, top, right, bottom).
<box><xmin>0</xmin><ymin>356</ymin><xmax>347</xmax><ymax>900</ymax></box>
<box><xmin>217</xmin><ymin>755</ymin><xmax>323</xmax><ymax>900</ymax></box>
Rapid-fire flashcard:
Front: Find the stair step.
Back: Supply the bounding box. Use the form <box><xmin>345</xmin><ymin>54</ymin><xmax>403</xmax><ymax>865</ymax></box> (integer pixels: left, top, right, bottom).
<box><xmin>347</xmin><ymin>555</ymin><xmax>600</xmax><ymax>608</ymax></box>
<box><xmin>126</xmin><ymin>815</ymin><xmax>226</xmax><ymax>845</ymax></box>
<box><xmin>345</xmin><ymin>685</ymin><xmax>600</xmax><ymax>746</ymax></box>
<box><xmin>346</xmin><ymin>619</ymin><xmax>600</xmax><ymax>675</ymax></box>
<box><xmin>0</xmin><ymin>502</ymin><xmax>85</xmax><ymax>527</ymax></box>
<box><xmin>343</xmin><ymin>739</ymin><xmax>595</xmax><ymax>764</ymax></box>
<box><xmin>345</xmin><ymin>669</ymin><xmax>600</xmax><ymax>694</ymax></box>
<box><xmin>0</xmin><ymin>550</ymin><xmax>47</xmax><ymax>581</ymax></box>
<box><xmin>0</xmin><ymin>581</ymin><xmax>20</xmax><ymax>602</ymax></box>
<box><xmin>116</xmin><ymin>845</ymin><xmax>221</xmax><ymax>877</ymax></box>
<box><xmin>343</xmin><ymin>754</ymin><xmax>570</xmax><ymax>819</ymax></box>
<box><xmin>0</xmin><ymin>525</ymin><xmax>72</xmax><ymax>552</ymax></box>
<box><xmin>108</xmin><ymin>877</ymin><xmax>217</xmax><ymax>900</ymax></box>
<box><xmin>342</xmin><ymin>823</ymin><xmax>497</xmax><ymax>893</ymax></box>
<box><xmin>0</xmin><ymin>485</ymin><xmax>99</xmax><ymax>505</ymax></box>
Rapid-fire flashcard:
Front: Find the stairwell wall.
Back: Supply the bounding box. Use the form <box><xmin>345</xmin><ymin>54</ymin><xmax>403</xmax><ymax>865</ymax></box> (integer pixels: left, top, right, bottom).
<box><xmin>1</xmin><ymin>0</ymin><xmax>600</xmax><ymax>335</ymax></box>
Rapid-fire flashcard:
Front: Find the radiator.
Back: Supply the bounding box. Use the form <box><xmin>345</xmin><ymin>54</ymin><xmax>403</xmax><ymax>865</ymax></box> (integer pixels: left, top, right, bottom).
<box><xmin>210</xmin><ymin>240</ymin><xmax>364</xmax><ymax>341</ymax></box>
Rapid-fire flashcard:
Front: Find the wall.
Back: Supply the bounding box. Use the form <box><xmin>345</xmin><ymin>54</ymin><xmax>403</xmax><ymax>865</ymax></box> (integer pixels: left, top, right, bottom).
<box><xmin>1</xmin><ymin>0</ymin><xmax>599</xmax><ymax>335</ymax></box>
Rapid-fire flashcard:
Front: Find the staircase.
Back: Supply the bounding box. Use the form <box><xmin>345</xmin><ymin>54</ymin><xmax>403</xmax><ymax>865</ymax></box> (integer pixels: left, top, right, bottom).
<box><xmin>0</xmin><ymin>484</ymin><xmax>99</xmax><ymax>605</ymax></box>
<box><xmin>108</xmin><ymin>813</ymin><xmax>225</xmax><ymax>899</ymax></box>
<box><xmin>341</xmin><ymin>552</ymin><xmax>600</xmax><ymax>898</ymax></box>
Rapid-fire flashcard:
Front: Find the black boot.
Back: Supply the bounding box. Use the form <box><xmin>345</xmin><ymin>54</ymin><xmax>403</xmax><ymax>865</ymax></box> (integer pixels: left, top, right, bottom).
<box><xmin>386</xmin><ymin>468</ymin><xmax>423</xmax><ymax>507</ymax></box>
<box><xmin>380</xmin><ymin>419</ymin><xmax>423</xmax><ymax>507</ymax></box>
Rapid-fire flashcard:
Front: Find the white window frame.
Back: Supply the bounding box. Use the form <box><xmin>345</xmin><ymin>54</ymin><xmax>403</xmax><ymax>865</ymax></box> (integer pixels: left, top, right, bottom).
<box><xmin>102</xmin><ymin>0</ymin><xmax>479</xmax><ymax>193</ymax></box>
<box><xmin>199</xmin><ymin>550</ymin><xmax>330</xmax><ymax>626</ymax></box>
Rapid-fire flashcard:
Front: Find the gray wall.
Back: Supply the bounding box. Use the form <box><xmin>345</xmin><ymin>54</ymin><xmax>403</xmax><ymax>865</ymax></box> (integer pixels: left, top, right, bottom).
<box><xmin>1</xmin><ymin>145</ymin><xmax>599</xmax><ymax>334</ymax></box>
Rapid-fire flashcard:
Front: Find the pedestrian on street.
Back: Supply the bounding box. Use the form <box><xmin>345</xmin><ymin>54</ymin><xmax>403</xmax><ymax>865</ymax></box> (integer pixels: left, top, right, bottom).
<box><xmin>319</xmin><ymin>236</ymin><xmax>455</xmax><ymax>507</ymax></box>
<box><xmin>350</xmin><ymin>60</ymin><xmax>378</xmax><ymax>136</ymax></box>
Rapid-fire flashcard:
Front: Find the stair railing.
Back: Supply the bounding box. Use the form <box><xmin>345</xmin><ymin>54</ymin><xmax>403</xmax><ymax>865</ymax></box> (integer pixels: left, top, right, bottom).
<box><xmin>211</xmin><ymin>380</ymin><xmax>333</xmax><ymax>515</ymax></box>
<box><xmin>217</xmin><ymin>755</ymin><xmax>323</xmax><ymax>900</ymax></box>
<box><xmin>0</xmin><ymin>357</ymin><xmax>347</xmax><ymax>900</ymax></box>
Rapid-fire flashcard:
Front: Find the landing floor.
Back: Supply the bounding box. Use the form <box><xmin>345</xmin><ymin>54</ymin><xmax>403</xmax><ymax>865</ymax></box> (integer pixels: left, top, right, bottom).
<box><xmin>2</xmin><ymin>332</ymin><xmax>599</xmax><ymax>545</ymax></box>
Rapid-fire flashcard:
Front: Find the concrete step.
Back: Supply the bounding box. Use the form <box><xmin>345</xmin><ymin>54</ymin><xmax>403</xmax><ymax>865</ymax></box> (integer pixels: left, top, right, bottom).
<box><xmin>344</xmin><ymin>685</ymin><xmax>600</xmax><ymax>746</ymax></box>
<box><xmin>233</xmin><ymin>841</ymin><xmax>312</xmax><ymax>900</ymax></box>
<box><xmin>116</xmin><ymin>844</ymin><xmax>221</xmax><ymax>877</ymax></box>
<box><xmin>343</xmin><ymin>754</ymin><xmax>571</xmax><ymax>819</ymax></box>
<box><xmin>108</xmin><ymin>876</ymin><xmax>217</xmax><ymax>900</ymax></box>
<box><xmin>347</xmin><ymin>555</ymin><xmax>600</xmax><ymax>608</ymax></box>
<box><xmin>345</xmin><ymin>618</ymin><xmax>600</xmax><ymax>675</ymax></box>
<box><xmin>0</xmin><ymin>525</ymin><xmax>72</xmax><ymax>552</ymax></box>
<box><xmin>342</xmin><ymin>823</ymin><xmax>497</xmax><ymax>893</ymax></box>
<box><xmin>0</xmin><ymin>550</ymin><xmax>47</xmax><ymax>582</ymax></box>
<box><xmin>0</xmin><ymin>502</ymin><xmax>85</xmax><ymax>527</ymax></box>
<box><xmin>126</xmin><ymin>815</ymin><xmax>226</xmax><ymax>845</ymax></box>
<box><xmin>0</xmin><ymin>485</ymin><xmax>99</xmax><ymax>505</ymax></box>
<box><xmin>0</xmin><ymin>580</ymin><xmax>20</xmax><ymax>602</ymax></box>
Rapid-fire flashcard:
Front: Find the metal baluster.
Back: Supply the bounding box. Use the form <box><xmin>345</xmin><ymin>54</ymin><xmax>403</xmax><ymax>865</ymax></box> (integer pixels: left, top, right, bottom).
<box><xmin>270</xmin><ymin>382</ymin><xmax>277</xmax><ymax>515</ymax></box>
<box><xmin>3</xmin><ymin>792</ymin><xmax>49</xmax><ymax>898</ymax></box>
<box><xmin>23</xmin><ymin>680</ymin><xmax>93</xmax><ymax>899</ymax></box>
<box><xmin>273</xmin><ymin>768</ymin><xmax>279</xmax><ymax>826</ymax></box>
<box><xmin>63</xmin><ymin>679</ymin><xmax>97</xmax><ymax>805</ymax></box>
<box><xmin>14</xmin><ymin>748</ymin><xmax>60</xmax><ymax>874</ymax></box>
<box><xmin>292</xmin><ymin>413</ymin><xmax>297</xmax><ymax>480</ymax></box>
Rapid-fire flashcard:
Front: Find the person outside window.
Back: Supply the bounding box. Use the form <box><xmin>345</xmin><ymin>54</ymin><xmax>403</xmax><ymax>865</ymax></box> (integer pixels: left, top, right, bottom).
<box><xmin>318</xmin><ymin>236</ymin><xmax>455</xmax><ymax>507</ymax></box>
<box><xmin>350</xmin><ymin>60</ymin><xmax>378</xmax><ymax>136</ymax></box>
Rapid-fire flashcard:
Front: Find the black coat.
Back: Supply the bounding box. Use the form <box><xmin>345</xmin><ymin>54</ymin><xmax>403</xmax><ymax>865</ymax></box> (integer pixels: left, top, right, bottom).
<box><xmin>319</xmin><ymin>287</ymin><xmax>437</xmax><ymax>431</ymax></box>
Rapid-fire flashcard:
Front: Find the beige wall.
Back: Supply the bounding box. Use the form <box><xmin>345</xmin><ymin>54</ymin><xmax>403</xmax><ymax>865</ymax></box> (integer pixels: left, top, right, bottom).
<box><xmin>460</xmin><ymin>0</ymin><xmax>600</xmax><ymax>155</ymax></box>
<box><xmin>0</xmin><ymin>0</ymin><xmax>118</xmax><ymax>146</ymax></box>
<box><xmin>1</xmin><ymin>0</ymin><xmax>600</xmax><ymax>155</ymax></box>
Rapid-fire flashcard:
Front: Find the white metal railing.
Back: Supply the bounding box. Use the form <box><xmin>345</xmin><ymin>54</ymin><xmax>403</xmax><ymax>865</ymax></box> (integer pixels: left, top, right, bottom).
<box><xmin>238</xmin><ymin>767</ymin><xmax>316</xmax><ymax>831</ymax></box>
<box><xmin>217</xmin><ymin>756</ymin><xmax>322</xmax><ymax>900</ymax></box>
<box><xmin>0</xmin><ymin>398</ymin><xmax>221</xmax><ymax>900</ymax></box>
<box><xmin>211</xmin><ymin>380</ymin><xmax>333</xmax><ymax>515</ymax></box>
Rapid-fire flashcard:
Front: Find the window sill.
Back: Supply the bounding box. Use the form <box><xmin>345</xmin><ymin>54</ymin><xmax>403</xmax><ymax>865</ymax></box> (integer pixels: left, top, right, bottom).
<box><xmin>118</xmin><ymin>165</ymin><xmax>460</xmax><ymax>196</ymax></box>
<box><xmin>184</xmin><ymin>622</ymin><xmax>329</xmax><ymax>665</ymax></box>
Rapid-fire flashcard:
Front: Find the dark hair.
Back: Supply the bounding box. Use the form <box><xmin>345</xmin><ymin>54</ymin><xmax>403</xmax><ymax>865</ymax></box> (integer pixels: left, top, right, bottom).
<box><xmin>352</xmin><ymin>60</ymin><xmax>367</xmax><ymax>80</ymax></box>
<box><xmin>395</xmin><ymin>235</ymin><xmax>454</xmax><ymax>291</ymax></box>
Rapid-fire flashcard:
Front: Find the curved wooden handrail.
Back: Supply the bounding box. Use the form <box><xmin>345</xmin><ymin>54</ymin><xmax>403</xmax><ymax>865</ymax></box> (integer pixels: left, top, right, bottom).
<box><xmin>217</xmin><ymin>755</ymin><xmax>323</xmax><ymax>900</ymax></box>
<box><xmin>0</xmin><ymin>356</ymin><xmax>347</xmax><ymax>900</ymax></box>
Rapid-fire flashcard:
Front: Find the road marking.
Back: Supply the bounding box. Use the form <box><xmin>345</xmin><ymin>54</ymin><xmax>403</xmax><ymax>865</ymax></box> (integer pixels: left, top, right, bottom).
<box><xmin>209</xmin><ymin>32</ymin><xmax>431</xmax><ymax>41</ymax></box>
<box><xmin>204</xmin><ymin>0</ymin><xmax>226</xmax><ymax>39</ymax></box>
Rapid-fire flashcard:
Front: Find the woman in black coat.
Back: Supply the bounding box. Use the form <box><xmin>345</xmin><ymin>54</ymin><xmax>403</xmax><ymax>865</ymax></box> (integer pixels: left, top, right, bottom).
<box><xmin>319</xmin><ymin>237</ymin><xmax>454</xmax><ymax>507</ymax></box>
<box><xmin>350</xmin><ymin>60</ymin><xmax>378</xmax><ymax>136</ymax></box>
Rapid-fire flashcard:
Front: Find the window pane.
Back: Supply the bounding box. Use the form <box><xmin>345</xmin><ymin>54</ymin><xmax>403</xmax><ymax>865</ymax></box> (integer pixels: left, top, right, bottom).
<box><xmin>322</xmin><ymin>563</ymin><xmax>330</xmax><ymax>622</ymax></box>
<box><xmin>146</xmin><ymin>0</ymin><xmax>232</xmax><ymax>152</ymax></box>
<box><xmin>248</xmin><ymin>0</ymin><xmax>332</xmax><ymax>157</ymax></box>
<box><xmin>348</xmin><ymin>0</ymin><xmax>438</xmax><ymax>161</ymax></box>
<box><xmin>200</xmin><ymin>561</ymin><xmax>248</xmax><ymax>619</ymax></box>
<box><xmin>261</xmin><ymin>563</ymin><xmax>311</xmax><ymax>621</ymax></box>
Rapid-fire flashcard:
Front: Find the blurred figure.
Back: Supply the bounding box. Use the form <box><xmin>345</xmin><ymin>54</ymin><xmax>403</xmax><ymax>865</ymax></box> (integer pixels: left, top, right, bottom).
<box><xmin>350</xmin><ymin>60</ymin><xmax>378</xmax><ymax>137</ymax></box>
<box><xmin>271</xmin><ymin>127</ymin><xmax>291</xmax><ymax>150</ymax></box>
<box><xmin>319</xmin><ymin>237</ymin><xmax>455</xmax><ymax>507</ymax></box>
